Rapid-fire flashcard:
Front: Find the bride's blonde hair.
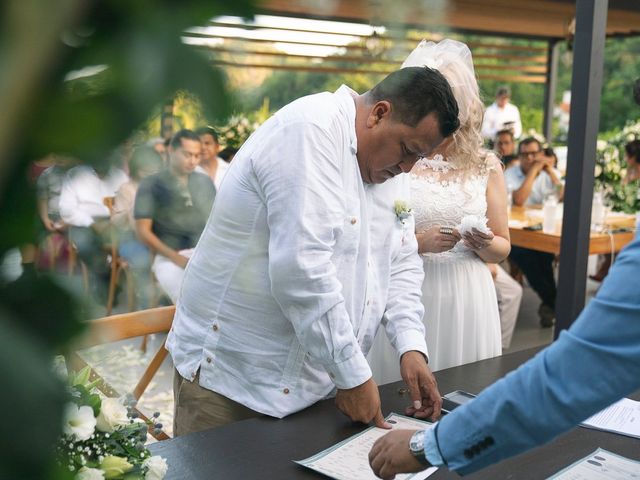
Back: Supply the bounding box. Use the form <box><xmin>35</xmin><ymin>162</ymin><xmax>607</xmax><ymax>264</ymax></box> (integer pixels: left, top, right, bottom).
<box><xmin>402</xmin><ymin>39</ymin><xmax>486</xmax><ymax>171</ymax></box>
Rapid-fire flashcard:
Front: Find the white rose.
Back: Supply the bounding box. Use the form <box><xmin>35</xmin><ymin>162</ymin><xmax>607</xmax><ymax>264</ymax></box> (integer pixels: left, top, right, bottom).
<box><xmin>144</xmin><ymin>456</ymin><xmax>168</xmax><ymax>480</ymax></box>
<box><xmin>63</xmin><ymin>404</ymin><xmax>96</xmax><ymax>441</ymax></box>
<box><xmin>596</xmin><ymin>140</ymin><xmax>607</xmax><ymax>150</ymax></box>
<box><xmin>225</xmin><ymin>131</ymin><xmax>234</xmax><ymax>139</ymax></box>
<box><xmin>76</xmin><ymin>467</ymin><xmax>105</xmax><ymax>480</ymax></box>
<box><xmin>96</xmin><ymin>398</ymin><xmax>128</xmax><ymax>433</ymax></box>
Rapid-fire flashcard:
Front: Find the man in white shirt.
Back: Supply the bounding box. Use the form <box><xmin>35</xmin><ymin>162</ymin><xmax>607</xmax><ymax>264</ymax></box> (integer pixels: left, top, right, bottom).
<box><xmin>59</xmin><ymin>161</ymin><xmax>128</xmax><ymax>301</ymax></box>
<box><xmin>481</xmin><ymin>86</ymin><xmax>522</xmax><ymax>141</ymax></box>
<box><xmin>504</xmin><ymin>137</ymin><xmax>563</xmax><ymax>327</ymax></box>
<box><xmin>167</xmin><ymin>67</ymin><xmax>460</xmax><ymax>435</ymax></box>
<box><xmin>195</xmin><ymin>126</ymin><xmax>230</xmax><ymax>191</ymax></box>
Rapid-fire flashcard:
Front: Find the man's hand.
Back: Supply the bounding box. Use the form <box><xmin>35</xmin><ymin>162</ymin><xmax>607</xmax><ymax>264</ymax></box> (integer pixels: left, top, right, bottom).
<box><xmin>335</xmin><ymin>378</ymin><xmax>391</xmax><ymax>428</ymax></box>
<box><xmin>171</xmin><ymin>253</ymin><xmax>189</xmax><ymax>269</ymax></box>
<box><xmin>42</xmin><ymin>216</ymin><xmax>56</xmax><ymax>233</ymax></box>
<box><xmin>400</xmin><ymin>351</ymin><xmax>442</xmax><ymax>421</ymax></box>
<box><xmin>369</xmin><ymin>430</ymin><xmax>425</xmax><ymax>479</ymax></box>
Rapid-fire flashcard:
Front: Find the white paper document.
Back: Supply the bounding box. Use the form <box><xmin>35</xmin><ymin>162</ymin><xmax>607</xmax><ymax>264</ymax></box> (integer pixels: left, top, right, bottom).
<box><xmin>548</xmin><ymin>448</ymin><xmax>640</xmax><ymax>479</ymax></box>
<box><xmin>581</xmin><ymin>398</ymin><xmax>640</xmax><ymax>440</ymax></box>
<box><xmin>295</xmin><ymin>413</ymin><xmax>438</xmax><ymax>480</ymax></box>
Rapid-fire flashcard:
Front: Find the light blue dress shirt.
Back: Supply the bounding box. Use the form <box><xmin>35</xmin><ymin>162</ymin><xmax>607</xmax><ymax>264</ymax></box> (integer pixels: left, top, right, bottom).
<box><xmin>422</xmin><ymin>237</ymin><xmax>640</xmax><ymax>474</ymax></box>
<box><xmin>504</xmin><ymin>166</ymin><xmax>559</xmax><ymax>205</ymax></box>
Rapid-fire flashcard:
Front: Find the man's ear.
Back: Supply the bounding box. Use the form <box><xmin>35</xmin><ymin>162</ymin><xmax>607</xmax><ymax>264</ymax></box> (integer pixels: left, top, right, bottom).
<box><xmin>365</xmin><ymin>100</ymin><xmax>392</xmax><ymax>128</ymax></box>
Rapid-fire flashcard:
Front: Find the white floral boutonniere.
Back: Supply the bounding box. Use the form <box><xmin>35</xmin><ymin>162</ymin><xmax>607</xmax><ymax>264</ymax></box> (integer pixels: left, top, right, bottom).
<box><xmin>394</xmin><ymin>200</ymin><xmax>412</xmax><ymax>223</ymax></box>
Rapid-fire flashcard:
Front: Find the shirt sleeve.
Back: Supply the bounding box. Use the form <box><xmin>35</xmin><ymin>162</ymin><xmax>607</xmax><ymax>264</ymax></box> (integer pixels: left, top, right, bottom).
<box><xmin>380</xmin><ymin>185</ymin><xmax>428</xmax><ymax>361</ymax></box>
<box><xmin>111</xmin><ymin>183</ymin><xmax>135</xmax><ymax>230</ymax></box>
<box><xmin>255</xmin><ymin>120</ymin><xmax>371</xmax><ymax>390</ymax></box>
<box><xmin>59</xmin><ymin>171</ymin><xmax>94</xmax><ymax>227</ymax></box>
<box><xmin>134</xmin><ymin>177</ymin><xmax>156</xmax><ymax>220</ymax></box>
<box><xmin>481</xmin><ymin>105</ymin><xmax>497</xmax><ymax>140</ymax></box>
<box><xmin>435</xmin><ymin>238</ymin><xmax>640</xmax><ymax>475</ymax></box>
<box><xmin>512</xmin><ymin>105</ymin><xmax>522</xmax><ymax>139</ymax></box>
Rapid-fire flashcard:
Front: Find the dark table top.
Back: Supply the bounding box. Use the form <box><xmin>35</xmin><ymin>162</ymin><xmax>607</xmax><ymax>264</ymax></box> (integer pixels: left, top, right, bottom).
<box><xmin>150</xmin><ymin>347</ymin><xmax>640</xmax><ymax>479</ymax></box>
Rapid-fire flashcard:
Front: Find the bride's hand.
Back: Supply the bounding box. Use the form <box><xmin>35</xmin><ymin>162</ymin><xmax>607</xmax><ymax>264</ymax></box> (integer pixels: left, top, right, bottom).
<box><xmin>415</xmin><ymin>226</ymin><xmax>461</xmax><ymax>254</ymax></box>
<box><xmin>462</xmin><ymin>228</ymin><xmax>494</xmax><ymax>251</ymax></box>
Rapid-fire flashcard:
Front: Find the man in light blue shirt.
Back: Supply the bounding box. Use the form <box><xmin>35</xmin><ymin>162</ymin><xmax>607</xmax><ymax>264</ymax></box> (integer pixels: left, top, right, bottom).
<box><xmin>369</xmin><ymin>236</ymin><xmax>640</xmax><ymax>478</ymax></box>
<box><xmin>505</xmin><ymin>137</ymin><xmax>564</xmax><ymax>327</ymax></box>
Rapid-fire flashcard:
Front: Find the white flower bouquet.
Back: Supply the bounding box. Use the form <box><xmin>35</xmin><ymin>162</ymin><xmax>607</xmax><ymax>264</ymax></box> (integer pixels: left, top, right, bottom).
<box><xmin>57</xmin><ymin>367</ymin><xmax>167</xmax><ymax>480</ymax></box>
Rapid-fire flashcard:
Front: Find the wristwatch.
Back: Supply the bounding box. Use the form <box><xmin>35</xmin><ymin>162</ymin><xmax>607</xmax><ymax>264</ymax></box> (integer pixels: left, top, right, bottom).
<box><xmin>409</xmin><ymin>430</ymin><xmax>430</xmax><ymax>466</ymax></box>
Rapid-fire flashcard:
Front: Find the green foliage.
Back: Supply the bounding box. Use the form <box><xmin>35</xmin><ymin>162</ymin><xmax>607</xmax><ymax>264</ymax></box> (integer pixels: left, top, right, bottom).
<box><xmin>0</xmin><ymin>1</ymin><xmax>256</xmax><ymax>479</ymax></box>
<box><xmin>518</xmin><ymin>105</ymin><xmax>544</xmax><ymax>136</ymax></box>
<box><xmin>595</xmin><ymin>120</ymin><xmax>640</xmax><ymax>213</ymax></box>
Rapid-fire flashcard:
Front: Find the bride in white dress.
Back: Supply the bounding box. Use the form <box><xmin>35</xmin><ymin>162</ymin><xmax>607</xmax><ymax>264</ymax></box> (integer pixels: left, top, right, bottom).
<box><xmin>368</xmin><ymin>39</ymin><xmax>511</xmax><ymax>382</ymax></box>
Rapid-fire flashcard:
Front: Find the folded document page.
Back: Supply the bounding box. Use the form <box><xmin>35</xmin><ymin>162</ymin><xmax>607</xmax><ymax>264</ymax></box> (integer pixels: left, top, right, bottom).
<box><xmin>581</xmin><ymin>398</ymin><xmax>640</xmax><ymax>440</ymax></box>
<box><xmin>295</xmin><ymin>413</ymin><xmax>437</xmax><ymax>480</ymax></box>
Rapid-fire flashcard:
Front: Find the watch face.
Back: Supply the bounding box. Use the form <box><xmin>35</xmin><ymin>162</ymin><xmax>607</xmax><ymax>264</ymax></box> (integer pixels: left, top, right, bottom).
<box><xmin>410</xmin><ymin>431</ymin><xmax>424</xmax><ymax>452</ymax></box>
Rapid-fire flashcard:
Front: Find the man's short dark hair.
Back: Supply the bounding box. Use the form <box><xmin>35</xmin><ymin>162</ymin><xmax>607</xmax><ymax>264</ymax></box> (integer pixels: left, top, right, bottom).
<box><xmin>368</xmin><ymin>66</ymin><xmax>460</xmax><ymax>138</ymax></box>
<box><xmin>496</xmin><ymin>128</ymin><xmax>515</xmax><ymax>140</ymax></box>
<box><xmin>195</xmin><ymin>126</ymin><xmax>219</xmax><ymax>143</ymax></box>
<box><xmin>517</xmin><ymin>136</ymin><xmax>542</xmax><ymax>155</ymax></box>
<box><xmin>633</xmin><ymin>78</ymin><xmax>640</xmax><ymax>106</ymax></box>
<box><xmin>170</xmin><ymin>129</ymin><xmax>201</xmax><ymax>150</ymax></box>
<box><xmin>496</xmin><ymin>85</ymin><xmax>511</xmax><ymax>97</ymax></box>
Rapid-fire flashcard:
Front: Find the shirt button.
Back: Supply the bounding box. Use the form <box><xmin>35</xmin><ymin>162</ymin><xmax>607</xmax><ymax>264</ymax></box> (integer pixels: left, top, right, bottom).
<box><xmin>283</xmin><ymin>388</ymin><xmax>290</xmax><ymax>394</ymax></box>
<box><xmin>350</xmin><ymin>217</ymin><xmax>357</xmax><ymax>225</ymax></box>
<box><xmin>212</xmin><ymin>324</ymin><xmax>219</xmax><ymax>332</ymax></box>
<box><xmin>191</xmin><ymin>372</ymin><xmax>196</xmax><ymax>379</ymax></box>
<box><xmin>206</xmin><ymin>357</ymin><xmax>212</xmax><ymax>364</ymax></box>
<box><xmin>329</xmin><ymin>372</ymin><xmax>335</xmax><ymax>379</ymax></box>
<box><xmin>366</xmin><ymin>299</ymin><xmax>371</xmax><ymax>306</ymax></box>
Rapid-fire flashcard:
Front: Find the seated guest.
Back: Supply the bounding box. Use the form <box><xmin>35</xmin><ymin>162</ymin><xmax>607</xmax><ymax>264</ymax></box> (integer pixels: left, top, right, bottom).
<box><xmin>494</xmin><ymin>128</ymin><xmax>518</xmax><ymax>169</ymax></box>
<box><xmin>134</xmin><ymin>129</ymin><xmax>215</xmax><ymax>303</ymax></box>
<box><xmin>195</xmin><ymin>127</ymin><xmax>229</xmax><ymax>190</ymax></box>
<box><xmin>504</xmin><ymin>137</ymin><xmax>563</xmax><ymax>327</ymax></box>
<box><xmin>111</xmin><ymin>146</ymin><xmax>164</xmax><ymax>307</ymax></box>
<box><xmin>34</xmin><ymin>155</ymin><xmax>77</xmax><ymax>272</ymax></box>
<box><xmin>487</xmin><ymin>263</ymin><xmax>523</xmax><ymax>350</ymax></box>
<box><xmin>36</xmin><ymin>155</ymin><xmax>74</xmax><ymax>235</ymax></box>
<box><xmin>59</xmin><ymin>159</ymin><xmax>129</xmax><ymax>300</ymax></box>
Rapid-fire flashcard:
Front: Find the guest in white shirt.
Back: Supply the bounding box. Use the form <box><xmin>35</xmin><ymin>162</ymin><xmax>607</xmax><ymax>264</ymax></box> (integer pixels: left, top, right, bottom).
<box><xmin>195</xmin><ymin>126</ymin><xmax>229</xmax><ymax>191</ymax></box>
<box><xmin>481</xmin><ymin>86</ymin><xmax>522</xmax><ymax>141</ymax></box>
<box><xmin>167</xmin><ymin>67</ymin><xmax>461</xmax><ymax>435</ymax></box>
<box><xmin>59</xmin><ymin>161</ymin><xmax>128</xmax><ymax>300</ymax></box>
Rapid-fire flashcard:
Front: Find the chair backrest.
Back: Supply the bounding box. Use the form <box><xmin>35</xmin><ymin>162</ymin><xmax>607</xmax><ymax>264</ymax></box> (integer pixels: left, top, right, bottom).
<box><xmin>76</xmin><ymin>305</ymin><xmax>175</xmax><ymax>349</ymax></box>
<box><xmin>67</xmin><ymin>306</ymin><xmax>176</xmax><ymax>440</ymax></box>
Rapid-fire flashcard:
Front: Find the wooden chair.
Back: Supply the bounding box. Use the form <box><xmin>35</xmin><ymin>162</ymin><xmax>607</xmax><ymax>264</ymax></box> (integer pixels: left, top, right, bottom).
<box><xmin>103</xmin><ymin>196</ymin><xmax>135</xmax><ymax>315</ymax></box>
<box><xmin>66</xmin><ymin>305</ymin><xmax>175</xmax><ymax>441</ymax></box>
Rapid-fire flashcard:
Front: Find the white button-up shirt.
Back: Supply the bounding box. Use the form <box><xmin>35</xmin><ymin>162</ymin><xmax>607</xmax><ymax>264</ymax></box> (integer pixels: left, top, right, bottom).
<box><xmin>59</xmin><ymin>165</ymin><xmax>128</xmax><ymax>227</ymax></box>
<box><xmin>481</xmin><ymin>102</ymin><xmax>522</xmax><ymax>140</ymax></box>
<box><xmin>504</xmin><ymin>165</ymin><xmax>561</xmax><ymax>205</ymax></box>
<box><xmin>167</xmin><ymin>86</ymin><xmax>428</xmax><ymax>418</ymax></box>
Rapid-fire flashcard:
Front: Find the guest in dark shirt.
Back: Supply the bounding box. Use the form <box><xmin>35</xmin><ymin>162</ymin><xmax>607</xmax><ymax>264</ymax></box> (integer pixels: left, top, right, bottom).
<box><xmin>135</xmin><ymin>129</ymin><xmax>215</xmax><ymax>303</ymax></box>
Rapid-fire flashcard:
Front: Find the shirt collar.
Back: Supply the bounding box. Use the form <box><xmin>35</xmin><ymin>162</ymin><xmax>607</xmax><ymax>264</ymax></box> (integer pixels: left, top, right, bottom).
<box><xmin>334</xmin><ymin>85</ymin><xmax>358</xmax><ymax>155</ymax></box>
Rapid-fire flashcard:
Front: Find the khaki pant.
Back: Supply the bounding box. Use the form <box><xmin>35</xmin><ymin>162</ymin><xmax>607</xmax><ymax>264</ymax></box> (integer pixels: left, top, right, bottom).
<box><xmin>173</xmin><ymin>369</ymin><xmax>261</xmax><ymax>436</ymax></box>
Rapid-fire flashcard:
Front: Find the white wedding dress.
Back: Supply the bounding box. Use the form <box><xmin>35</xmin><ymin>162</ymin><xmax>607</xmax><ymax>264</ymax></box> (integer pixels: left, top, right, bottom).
<box><xmin>367</xmin><ymin>156</ymin><xmax>502</xmax><ymax>383</ymax></box>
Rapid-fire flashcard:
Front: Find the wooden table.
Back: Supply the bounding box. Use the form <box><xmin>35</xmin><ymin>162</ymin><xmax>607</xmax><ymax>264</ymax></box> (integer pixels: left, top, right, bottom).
<box><xmin>509</xmin><ymin>206</ymin><xmax>635</xmax><ymax>255</ymax></box>
<box><xmin>149</xmin><ymin>348</ymin><xmax>640</xmax><ymax>479</ymax></box>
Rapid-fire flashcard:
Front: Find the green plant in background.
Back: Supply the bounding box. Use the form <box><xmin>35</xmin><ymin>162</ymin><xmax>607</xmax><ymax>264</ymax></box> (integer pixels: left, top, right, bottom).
<box><xmin>595</xmin><ymin>120</ymin><xmax>640</xmax><ymax>213</ymax></box>
<box><xmin>0</xmin><ymin>1</ymin><xmax>254</xmax><ymax>479</ymax></box>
